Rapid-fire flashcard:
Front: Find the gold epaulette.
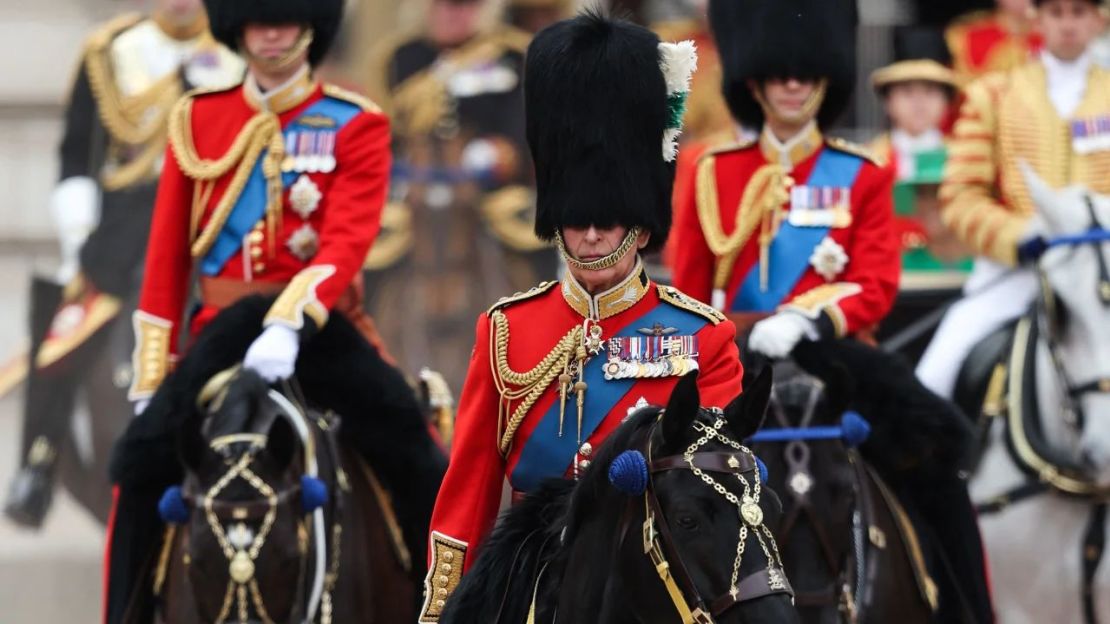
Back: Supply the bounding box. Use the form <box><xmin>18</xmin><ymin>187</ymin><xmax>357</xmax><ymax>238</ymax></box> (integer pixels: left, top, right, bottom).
<box><xmin>825</xmin><ymin>137</ymin><xmax>881</xmax><ymax>166</ymax></box>
<box><xmin>323</xmin><ymin>83</ymin><xmax>382</xmax><ymax>114</ymax></box>
<box><xmin>487</xmin><ymin>281</ymin><xmax>558</xmax><ymax>315</ymax></box>
<box><xmin>657</xmin><ymin>285</ymin><xmax>725</xmax><ymax>325</ymax></box>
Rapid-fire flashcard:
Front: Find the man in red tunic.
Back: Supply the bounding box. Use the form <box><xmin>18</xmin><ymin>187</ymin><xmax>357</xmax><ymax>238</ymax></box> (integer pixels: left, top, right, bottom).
<box><xmin>103</xmin><ymin>1</ymin><xmax>445</xmax><ymax>621</ymax></box>
<box><xmin>419</xmin><ymin>14</ymin><xmax>744</xmax><ymax>621</ymax></box>
<box><xmin>670</xmin><ymin>0</ymin><xmax>900</xmax><ymax>358</ymax></box>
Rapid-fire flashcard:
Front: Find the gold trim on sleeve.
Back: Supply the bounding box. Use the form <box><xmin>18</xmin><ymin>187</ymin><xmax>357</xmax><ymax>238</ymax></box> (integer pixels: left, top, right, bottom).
<box><xmin>264</xmin><ymin>265</ymin><xmax>336</xmax><ymax>331</ymax></box>
<box><xmin>418</xmin><ymin>531</ymin><xmax>468</xmax><ymax>623</ymax></box>
<box><xmin>779</xmin><ymin>283</ymin><xmax>862</xmax><ymax>328</ymax></box>
<box><xmin>129</xmin><ymin>310</ymin><xmax>174</xmax><ymax>400</ymax></box>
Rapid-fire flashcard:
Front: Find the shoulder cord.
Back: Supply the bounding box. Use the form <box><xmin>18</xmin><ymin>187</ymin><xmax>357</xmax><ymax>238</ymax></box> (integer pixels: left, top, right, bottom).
<box><xmin>490</xmin><ymin>310</ymin><xmax>584</xmax><ymax>455</ymax></box>
<box><xmin>168</xmin><ymin>97</ymin><xmax>286</xmax><ymax>259</ymax></box>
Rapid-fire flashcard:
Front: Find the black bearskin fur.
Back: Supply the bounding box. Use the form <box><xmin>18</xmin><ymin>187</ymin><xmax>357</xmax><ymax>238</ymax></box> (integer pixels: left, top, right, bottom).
<box><xmin>526</xmin><ymin>12</ymin><xmax>672</xmax><ymax>252</ymax></box>
<box><xmin>709</xmin><ymin>0</ymin><xmax>858</xmax><ymax>129</ymax></box>
<box><xmin>203</xmin><ymin>0</ymin><xmax>343</xmax><ymax>65</ymax></box>
<box><xmin>791</xmin><ymin>339</ymin><xmax>974</xmax><ymax>482</ymax></box>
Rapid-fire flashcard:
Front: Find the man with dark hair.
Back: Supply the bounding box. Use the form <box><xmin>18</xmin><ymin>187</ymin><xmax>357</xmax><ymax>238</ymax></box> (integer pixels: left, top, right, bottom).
<box><xmin>419</xmin><ymin>13</ymin><xmax>744</xmax><ymax>621</ymax></box>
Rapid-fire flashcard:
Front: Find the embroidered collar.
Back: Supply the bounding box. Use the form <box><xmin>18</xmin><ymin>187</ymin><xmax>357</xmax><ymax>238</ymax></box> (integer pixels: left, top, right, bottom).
<box><xmin>244</xmin><ymin>64</ymin><xmax>316</xmax><ymax>114</ymax></box>
<box><xmin>561</xmin><ymin>259</ymin><xmax>650</xmax><ymax>320</ymax></box>
<box><xmin>759</xmin><ymin>121</ymin><xmax>823</xmax><ymax>171</ymax></box>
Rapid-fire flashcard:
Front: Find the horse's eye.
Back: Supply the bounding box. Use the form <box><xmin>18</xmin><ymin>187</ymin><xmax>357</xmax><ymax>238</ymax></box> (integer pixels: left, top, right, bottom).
<box><xmin>676</xmin><ymin>515</ymin><xmax>699</xmax><ymax>531</ymax></box>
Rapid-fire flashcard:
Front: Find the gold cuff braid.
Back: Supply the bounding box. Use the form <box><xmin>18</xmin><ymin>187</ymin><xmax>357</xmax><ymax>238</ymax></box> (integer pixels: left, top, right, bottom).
<box><xmin>264</xmin><ymin>265</ymin><xmax>335</xmax><ymax>331</ymax></box>
<box><xmin>418</xmin><ymin>532</ymin><xmax>467</xmax><ymax>622</ymax></box>
<box><xmin>129</xmin><ymin>311</ymin><xmax>173</xmax><ymax>400</ymax></box>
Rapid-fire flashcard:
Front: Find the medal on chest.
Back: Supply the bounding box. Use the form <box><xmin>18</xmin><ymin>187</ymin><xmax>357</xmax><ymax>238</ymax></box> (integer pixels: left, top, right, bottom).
<box><xmin>788</xmin><ymin>185</ymin><xmax>853</xmax><ymax>228</ymax></box>
<box><xmin>603</xmin><ymin>327</ymin><xmax>700</xmax><ymax>381</ymax></box>
<box><xmin>1071</xmin><ymin>115</ymin><xmax>1110</xmax><ymax>154</ymax></box>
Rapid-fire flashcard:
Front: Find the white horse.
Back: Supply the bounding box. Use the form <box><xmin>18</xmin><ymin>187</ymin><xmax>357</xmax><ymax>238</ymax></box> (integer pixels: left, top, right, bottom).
<box><xmin>968</xmin><ymin>166</ymin><xmax>1110</xmax><ymax>623</ymax></box>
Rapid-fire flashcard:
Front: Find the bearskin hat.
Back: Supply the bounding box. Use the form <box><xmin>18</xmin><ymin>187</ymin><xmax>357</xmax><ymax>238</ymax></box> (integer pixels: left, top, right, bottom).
<box><xmin>709</xmin><ymin>0</ymin><xmax>858</xmax><ymax>129</ymax></box>
<box><xmin>526</xmin><ymin>12</ymin><xmax>674</xmax><ymax>252</ymax></box>
<box><xmin>204</xmin><ymin>0</ymin><xmax>343</xmax><ymax>66</ymax></box>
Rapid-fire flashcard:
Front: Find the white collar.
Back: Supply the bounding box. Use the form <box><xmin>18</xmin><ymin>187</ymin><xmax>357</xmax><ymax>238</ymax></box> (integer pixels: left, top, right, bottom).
<box><xmin>891</xmin><ymin>128</ymin><xmax>944</xmax><ymax>154</ymax></box>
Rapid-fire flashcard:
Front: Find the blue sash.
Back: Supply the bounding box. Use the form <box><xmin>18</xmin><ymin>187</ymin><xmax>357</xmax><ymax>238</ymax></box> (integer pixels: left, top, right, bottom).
<box><xmin>200</xmin><ymin>97</ymin><xmax>362</xmax><ymax>276</ymax></box>
<box><xmin>510</xmin><ymin>304</ymin><xmax>709</xmax><ymax>493</ymax></box>
<box><xmin>732</xmin><ymin>148</ymin><xmax>864</xmax><ymax>311</ymax></box>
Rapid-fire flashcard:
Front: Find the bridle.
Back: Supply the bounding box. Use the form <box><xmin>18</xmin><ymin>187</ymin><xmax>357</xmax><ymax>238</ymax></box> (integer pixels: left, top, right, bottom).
<box><xmin>160</xmin><ymin>379</ymin><xmax>340</xmax><ymax>624</ymax></box>
<box><xmin>614</xmin><ymin>410</ymin><xmax>793</xmax><ymax>623</ymax></box>
<box><xmin>747</xmin><ymin>378</ymin><xmax>871</xmax><ymax>621</ymax></box>
<box><xmin>1035</xmin><ymin>197</ymin><xmax>1110</xmax><ymax>430</ymax></box>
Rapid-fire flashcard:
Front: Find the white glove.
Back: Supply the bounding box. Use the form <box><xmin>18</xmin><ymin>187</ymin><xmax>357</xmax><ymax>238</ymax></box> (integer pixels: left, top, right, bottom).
<box><xmin>748</xmin><ymin>312</ymin><xmax>818</xmax><ymax>359</ymax></box>
<box><xmin>49</xmin><ymin>177</ymin><xmax>100</xmax><ymax>284</ymax></box>
<box><xmin>243</xmin><ymin>325</ymin><xmax>301</xmax><ymax>382</ymax></box>
<box><xmin>133</xmin><ymin>399</ymin><xmax>150</xmax><ymax>416</ymax></box>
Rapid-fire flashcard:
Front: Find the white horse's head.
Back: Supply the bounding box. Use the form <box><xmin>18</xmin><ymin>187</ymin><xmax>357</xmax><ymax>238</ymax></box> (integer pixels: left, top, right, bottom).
<box><xmin>1022</xmin><ymin>163</ymin><xmax>1110</xmax><ymax>485</ymax></box>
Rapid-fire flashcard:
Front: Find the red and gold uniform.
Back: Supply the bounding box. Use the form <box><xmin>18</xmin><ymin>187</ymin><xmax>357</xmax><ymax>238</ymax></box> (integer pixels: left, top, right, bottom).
<box><xmin>671</xmin><ymin>124</ymin><xmax>900</xmax><ymax>338</ymax></box>
<box><xmin>946</xmin><ymin>10</ymin><xmax>1043</xmax><ymax>85</ymax></box>
<box><xmin>421</xmin><ymin>262</ymin><xmax>741</xmax><ymax>619</ymax></box>
<box><xmin>128</xmin><ymin>68</ymin><xmax>389</xmax><ymax>400</ymax></box>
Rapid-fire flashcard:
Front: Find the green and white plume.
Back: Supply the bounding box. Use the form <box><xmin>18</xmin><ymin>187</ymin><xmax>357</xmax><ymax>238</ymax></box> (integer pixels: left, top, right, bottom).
<box><xmin>658</xmin><ymin>40</ymin><xmax>698</xmax><ymax>162</ymax></box>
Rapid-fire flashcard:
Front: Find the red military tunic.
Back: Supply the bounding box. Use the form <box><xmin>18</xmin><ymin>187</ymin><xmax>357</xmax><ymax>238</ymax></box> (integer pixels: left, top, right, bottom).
<box><xmin>128</xmin><ymin>68</ymin><xmax>390</xmax><ymax>400</ymax></box>
<box><xmin>670</xmin><ymin>123</ymin><xmax>899</xmax><ymax>338</ymax></box>
<box><xmin>419</xmin><ymin>261</ymin><xmax>742</xmax><ymax>622</ymax></box>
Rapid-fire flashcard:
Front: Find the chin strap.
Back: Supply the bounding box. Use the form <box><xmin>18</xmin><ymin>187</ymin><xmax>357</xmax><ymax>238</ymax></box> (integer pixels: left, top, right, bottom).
<box><xmin>555</xmin><ymin>227</ymin><xmax>640</xmax><ymax>271</ymax></box>
<box><xmin>241</xmin><ymin>27</ymin><xmax>314</xmax><ymax>72</ymax></box>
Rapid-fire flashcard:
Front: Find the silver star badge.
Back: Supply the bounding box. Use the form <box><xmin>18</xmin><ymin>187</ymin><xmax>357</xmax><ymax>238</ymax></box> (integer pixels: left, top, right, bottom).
<box><xmin>286</xmin><ymin>224</ymin><xmax>320</xmax><ymax>261</ymax></box>
<box><xmin>289</xmin><ymin>174</ymin><xmax>322</xmax><ymax>219</ymax></box>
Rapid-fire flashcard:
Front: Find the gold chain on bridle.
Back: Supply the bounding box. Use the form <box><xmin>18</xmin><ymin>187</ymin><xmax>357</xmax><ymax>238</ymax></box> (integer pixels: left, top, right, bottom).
<box><xmin>204</xmin><ymin>451</ymin><xmax>281</xmax><ymax>624</ymax></box>
<box><xmin>683</xmin><ymin>416</ymin><xmax>786</xmax><ymax>599</ymax></box>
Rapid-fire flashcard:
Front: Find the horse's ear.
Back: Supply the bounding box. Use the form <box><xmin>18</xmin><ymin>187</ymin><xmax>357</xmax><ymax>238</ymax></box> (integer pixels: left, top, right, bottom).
<box><xmin>660</xmin><ymin>370</ymin><xmax>701</xmax><ymax>452</ymax></box>
<box><xmin>266</xmin><ymin>416</ymin><xmax>297</xmax><ymax>473</ymax></box>
<box><xmin>724</xmin><ymin>366</ymin><xmax>772</xmax><ymax>440</ymax></box>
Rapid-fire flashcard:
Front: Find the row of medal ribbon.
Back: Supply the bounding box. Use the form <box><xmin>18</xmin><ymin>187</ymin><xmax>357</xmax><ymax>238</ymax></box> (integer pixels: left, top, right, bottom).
<box><xmin>788</xmin><ymin>185</ymin><xmax>853</xmax><ymax>228</ymax></box>
<box><xmin>282</xmin><ymin>130</ymin><xmax>337</xmax><ymax>174</ymax></box>
<box><xmin>603</xmin><ymin>335</ymin><xmax>700</xmax><ymax>380</ymax></box>
<box><xmin>1071</xmin><ymin>116</ymin><xmax>1110</xmax><ymax>155</ymax></box>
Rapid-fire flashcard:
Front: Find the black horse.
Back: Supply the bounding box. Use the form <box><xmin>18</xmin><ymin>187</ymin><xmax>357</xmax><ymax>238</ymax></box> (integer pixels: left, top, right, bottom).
<box><xmin>750</xmin><ymin>340</ymin><xmax>993</xmax><ymax>624</ymax></box>
<box><xmin>105</xmin><ymin>296</ymin><xmax>446</xmax><ymax>623</ymax></box>
<box><xmin>441</xmin><ymin>368</ymin><xmax>800</xmax><ymax>624</ymax></box>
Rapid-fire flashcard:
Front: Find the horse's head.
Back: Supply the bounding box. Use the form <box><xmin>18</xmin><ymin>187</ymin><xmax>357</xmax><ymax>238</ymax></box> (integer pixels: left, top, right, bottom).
<box><xmin>1022</xmin><ymin>165</ymin><xmax>1110</xmax><ymax>485</ymax></box>
<box><xmin>168</xmin><ymin>370</ymin><xmax>325</xmax><ymax>624</ymax></box>
<box><xmin>750</xmin><ymin>358</ymin><xmax>861</xmax><ymax>621</ymax></box>
<box><xmin>599</xmin><ymin>369</ymin><xmax>798</xmax><ymax>624</ymax></box>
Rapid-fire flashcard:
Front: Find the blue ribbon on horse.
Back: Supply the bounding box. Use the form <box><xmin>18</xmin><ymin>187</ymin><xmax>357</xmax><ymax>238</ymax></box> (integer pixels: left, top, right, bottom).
<box><xmin>748</xmin><ymin>411</ymin><xmax>871</xmax><ymax>447</ymax></box>
<box><xmin>732</xmin><ymin>149</ymin><xmax>865</xmax><ymax>312</ymax></box>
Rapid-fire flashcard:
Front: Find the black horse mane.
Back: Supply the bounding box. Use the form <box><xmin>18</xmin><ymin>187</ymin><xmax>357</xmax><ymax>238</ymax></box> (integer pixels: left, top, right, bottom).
<box><xmin>110</xmin><ymin>295</ymin><xmax>420</xmax><ymax>488</ymax></box>
<box><xmin>440</xmin><ymin>406</ymin><xmax>664</xmax><ymax>623</ymax></box>
<box><xmin>792</xmin><ymin>339</ymin><xmax>974</xmax><ymax>481</ymax></box>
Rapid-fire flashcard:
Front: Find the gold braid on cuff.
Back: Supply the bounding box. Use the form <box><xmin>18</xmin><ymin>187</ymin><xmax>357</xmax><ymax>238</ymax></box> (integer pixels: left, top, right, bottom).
<box><xmin>555</xmin><ymin>227</ymin><xmax>640</xmax><ymax>271</ymax></box>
